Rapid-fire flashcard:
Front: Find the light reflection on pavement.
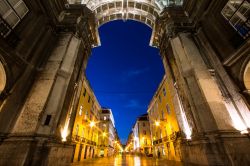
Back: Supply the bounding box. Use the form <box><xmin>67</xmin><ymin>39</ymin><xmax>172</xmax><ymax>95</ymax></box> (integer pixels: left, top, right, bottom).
<box><xmin>72</xmin><ymin>154</ymin><xmax>183</xmax><ymax>166</ymax></box>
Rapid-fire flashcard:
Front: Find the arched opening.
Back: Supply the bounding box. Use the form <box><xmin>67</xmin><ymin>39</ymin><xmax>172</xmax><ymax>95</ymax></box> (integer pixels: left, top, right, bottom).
<box><xmin>86</xmin><ymin>20</ymin><xmax>164</xmax><ymax>143</ymax></box>
<box><xmin>63</xmin><ymin>2</ymin><xmax>192</xmax><ymax>160</ymax></box>
<box><xmin>243</xmin><ymin>60</ymin><xmax>250</xmax><ymax>93</ymax></box>
<box><xmin>0</xmin><ymin>60</ymin><xmax>6</xmax><ymax>95</ymax></box>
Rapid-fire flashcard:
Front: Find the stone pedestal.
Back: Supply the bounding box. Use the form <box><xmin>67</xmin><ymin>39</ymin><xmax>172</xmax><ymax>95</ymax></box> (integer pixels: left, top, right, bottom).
<box><xmin>0</xmin><ymin>136</ymin><xmax>74</xmax><ymax>166</ymax></box>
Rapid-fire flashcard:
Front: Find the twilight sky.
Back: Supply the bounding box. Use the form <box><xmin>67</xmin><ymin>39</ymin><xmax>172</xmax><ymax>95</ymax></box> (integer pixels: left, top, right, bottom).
<box><xmin>86</xmin><ymin>20</ymin><xmax>164</xmax><ymax>144</ymax></box>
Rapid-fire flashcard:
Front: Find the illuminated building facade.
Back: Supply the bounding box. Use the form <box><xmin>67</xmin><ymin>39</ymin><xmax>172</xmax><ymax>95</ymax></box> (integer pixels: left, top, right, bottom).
<box><xmin>71</xmin><ymin>76</ymin><xmax>101</xmax><ymax>161</ymax></box>
<box><xmin>148</xmin><ymin>75</ymin><xmax>181</xmax><ymax>160</ymax></box>
<box><xmin>99</xmin><ymin>108</ymin><xmax>118</xmax><ymax>157</ymax></box>
<box><xmin>125</xmin><ymin>131</ymin><xmax>134</xmax><ymax>153</ymax></box>
<box><xmin>131</xmin><ymin>114</ymin><xmax>152</xmax><ymax>155</ymax></box>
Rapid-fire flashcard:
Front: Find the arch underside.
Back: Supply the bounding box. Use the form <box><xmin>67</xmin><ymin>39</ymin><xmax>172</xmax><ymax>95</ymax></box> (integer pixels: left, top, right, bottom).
<box><xmin>68</xmin><ymin>0</ymin><xmax>183</xmax><ymax>28</ymax></box>
<box><xmin>95</xmin><ymin>6</ymin><xmax>157</xmax><ymax>28</ymax></box>
<box><xmin>67</xmin><ymin>0</ymin><xmax>183</xmax><ymax>47</ymax></box>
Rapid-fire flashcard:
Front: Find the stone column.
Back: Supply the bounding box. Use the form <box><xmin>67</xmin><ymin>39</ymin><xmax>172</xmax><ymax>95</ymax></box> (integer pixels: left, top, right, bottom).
<box><xmin>170</xmin><ymin>33</ymin><xmax>235</xmax><ymax>132</ymax></box>
<box><xmin>168</xmin><ymin>32</ymin><xmax>238</xmax><ymax>165</ymax></box>
<box><xmin>1</xmin><ymin>33</ymin><xmax>82</xmax><ymax>165</ymax></box>
<box><xmin>12</xmin><ymin>34</ymin><xmax>71</xmax><ymax>135</ymax></box>
<box><xmin>36</xmin><ymin>33</ymin><xmax>83</xmax><ymax>136</ymax></box>
<box><xmin>195</xmin><ymin>30</ymin><xmax>250</xmax><ymax>131</ymax></box>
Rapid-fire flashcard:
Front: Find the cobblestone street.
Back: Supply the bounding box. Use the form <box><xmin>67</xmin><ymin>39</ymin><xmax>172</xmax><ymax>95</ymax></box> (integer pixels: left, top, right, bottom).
<box><xmin>72</xmin><ymin>154</ymin><xmax>183</xmax><ymax>166</ymax></box>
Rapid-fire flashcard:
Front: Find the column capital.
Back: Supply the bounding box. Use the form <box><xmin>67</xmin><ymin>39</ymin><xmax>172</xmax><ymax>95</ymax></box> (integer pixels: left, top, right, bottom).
<box><xmin>151</xmin><ymin>6</ymin><xmax>194</xmax><ymax>48</ymax></box>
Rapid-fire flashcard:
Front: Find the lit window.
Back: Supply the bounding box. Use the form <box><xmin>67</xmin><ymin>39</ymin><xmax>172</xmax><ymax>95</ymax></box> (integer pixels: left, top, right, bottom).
<box><xmin>104</xmin><ymin>116</ymin><xmax>106</xmax><ymax>120</ymax></box>
<box><xmin>0</xmin><ymin>0</ymin><xmax>29</xmax><ymax>28</ymax></box>
<box><xmin>79</xmin><ymin>106</ymin><xmax>83</xmax><ymax>116</ymax></box>
<box><xmin>221</xmin><ymin>0</ymin><xmax>250</xmax><ymax>38</ymax></box>
<box><xmin>84</xmin><ymin>111</ymin><xmax>88</xmax><ymax>119</ymax></box>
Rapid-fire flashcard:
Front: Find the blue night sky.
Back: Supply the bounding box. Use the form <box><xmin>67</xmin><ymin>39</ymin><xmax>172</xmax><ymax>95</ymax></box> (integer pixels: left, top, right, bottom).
<box><xmin>86</xmin><ymin>20</ymin><xmax>164</xmax><ymax>144</ymax></box>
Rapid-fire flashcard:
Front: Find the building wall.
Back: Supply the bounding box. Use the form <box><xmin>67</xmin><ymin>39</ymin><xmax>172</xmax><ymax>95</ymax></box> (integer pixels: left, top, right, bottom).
<box><xmin>99</xmin><ymin>110</ymin><xmax>117</xmax><ymax>157</ymax></box>
<box><xmin>148</xmin><ymin>75</ymin><xmax>181</xmax><ymax>161</ymax></box>
<box><xmin>0</xmin><ymin>0</ymin><xmax>57</xmax><ymax>133</ymax></box>
<box><xmin>138</xmin><ymin>120</ymin><xmax>152</xmax><ymax>155</ymax></box>
<box><xmin>71</xmin><ymin>76</ymin><xmax>101</xmax><ymax>162</ymax></box>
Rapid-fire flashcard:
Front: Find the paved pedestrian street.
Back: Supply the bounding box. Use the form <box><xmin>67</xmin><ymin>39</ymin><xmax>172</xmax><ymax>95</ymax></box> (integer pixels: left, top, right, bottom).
<box><xmin>72</xmin><ymin>154</ymin><xmax>183</xmax><ymax>166</ymax></box>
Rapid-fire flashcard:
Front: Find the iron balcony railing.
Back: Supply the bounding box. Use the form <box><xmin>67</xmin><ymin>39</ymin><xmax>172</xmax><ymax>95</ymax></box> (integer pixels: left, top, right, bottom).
<box><xmin>72</xmin><ymin>135</ymin><xmax>97</xmax><ymax>146</ymax></box>
<box><xmin>153</xmin><ymin>131</ymin><xmax>181</xmax><ymax>145</ymax></box>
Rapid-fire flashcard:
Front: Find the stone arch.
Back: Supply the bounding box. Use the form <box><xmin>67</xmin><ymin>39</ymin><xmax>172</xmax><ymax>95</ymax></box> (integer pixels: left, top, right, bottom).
<box><xmin>67</xmin><ymin>0</ymin><xmax>183</xmax><ymax>29</ymax></box>
<box><xmin>69</xmin><ymin>0</ymin><xmax>161</xmax><ymax>28</ymax></box>
<box><xmin>93</xmin><ymin>1</ymin><xmax>159</xmax><ymax>28</ymax></box>
<box><xmin>67</xmin><ymin>0</ymin><xmax>184</xmax><ymax>47</ymax></box>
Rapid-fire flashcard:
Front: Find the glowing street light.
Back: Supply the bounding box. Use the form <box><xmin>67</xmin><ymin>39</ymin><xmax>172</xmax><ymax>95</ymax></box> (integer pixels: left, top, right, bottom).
<box><xmin>155</xmin><ymin>121</ymin><xmax>160</xmax><ymax>126</ymax></box>
<box><xmin>89</xmin><ymin>121</ymin><xmax>95</xmax><ymax>128</ymax></box>
<box><xmin>61</xmin><ymin>125</ymin><xmax>68</xmax><ymax>142</ymax></box>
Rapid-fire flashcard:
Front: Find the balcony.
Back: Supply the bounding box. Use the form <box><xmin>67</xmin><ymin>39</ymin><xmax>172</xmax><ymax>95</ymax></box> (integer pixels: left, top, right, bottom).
<box><xmin>153</xmin><ymin>131</ymin><xmax>181</xmax><ymax>145</ymax></box>
<box><xmin>72</xmin><ymin>135</ymin><xmax>97</xmax><ymax>146</ymax></box>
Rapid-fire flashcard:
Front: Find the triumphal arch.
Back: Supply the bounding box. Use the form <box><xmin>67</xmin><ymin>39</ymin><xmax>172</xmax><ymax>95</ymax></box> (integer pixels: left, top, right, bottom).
<box><xmin>0</xmin><ymin>0</ymin><xmax>249</xmax><ymax>165</ymax></box>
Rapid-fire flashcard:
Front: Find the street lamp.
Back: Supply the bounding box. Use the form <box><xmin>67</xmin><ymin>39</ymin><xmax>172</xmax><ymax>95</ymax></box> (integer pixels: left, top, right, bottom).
<box><xmin>90</xmin><ymin>121</ymin><xmax>95</xmax><ymax>128</ymax></box>
<box><xmin>155</xmin><ymin>121</ymin><xmax>160</xmax><ymax>126</ymax></box>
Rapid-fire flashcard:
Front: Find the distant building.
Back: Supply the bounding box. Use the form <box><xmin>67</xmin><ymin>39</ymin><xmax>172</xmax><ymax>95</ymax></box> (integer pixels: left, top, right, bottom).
<box><xmin>131</xmin><ymin>114</ymin><xmax>152</xmax><ymax>155</ymax></box>
<box><xmin>125</xmin><ymin>131</ymin><xmax>134</xmax><ymax>153</ymax></box>
<box><xmin>99</xmin><ymin>108</ymin><xmax>118</xmax><ymax>157</ymax></box>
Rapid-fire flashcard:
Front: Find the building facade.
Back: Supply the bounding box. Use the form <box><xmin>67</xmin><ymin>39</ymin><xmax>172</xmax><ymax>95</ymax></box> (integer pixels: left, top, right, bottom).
<box><xmin>148</xmin><ymin>75</ymin><xmax>181</xmax><ymax>161</ymax></box>
<box><xmin>99</xmin><ymin>108</ymin><xmax>118</xmax><ymax>157</ymax></box>
<box><xmin>125</xmin><ymin>131</ymin><xmax>134</xmax><ymax>153</ymax></box>
<box><xmin>131</xmin><ymin>114</ymin><xmax>152</xmax><ymax>155</ymax></box>
<box><xmin>0</xmin><ymin>0</ymin><xmax>249</xmax><ymax>165</ymax></box>
<box><xmin>71</xmin><ymin>76</ymin><xmax>101</xmax><ymax>161</ymax></box>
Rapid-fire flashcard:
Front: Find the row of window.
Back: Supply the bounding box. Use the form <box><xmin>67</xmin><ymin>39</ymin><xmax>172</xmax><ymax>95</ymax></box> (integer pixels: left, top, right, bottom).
<box><xmin>221</xmin><ymin>0</ymin><xmax>250</xmax><ymax>38</ymax></box>
<box><xmin>83</xmin><ymin>87</ymin><xmax>97</xmax><ymax>109</ymax></box>
<box><xmin>158</xmin><ymin>87</ymin><xmax>167</xmax><ymax>103</ymax></box>
<box><xmin>0</xmin><ymin>0</ymin><xmax>28</xmax><ymax>37</ymax></box>
<box><xmin>82</xmin><ymin>87</ymin><xmax>100</xmax><ymax>117</ymax></box>
<box><xmin>150</xmin><ymin>103</ymin><xmax>171</xmax><ymax>116</ymax></box>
